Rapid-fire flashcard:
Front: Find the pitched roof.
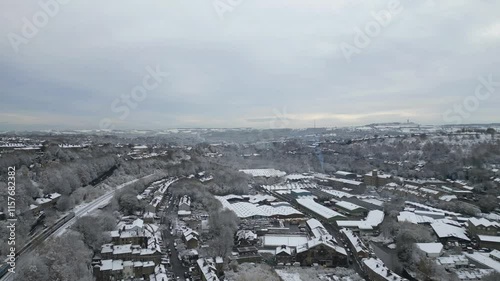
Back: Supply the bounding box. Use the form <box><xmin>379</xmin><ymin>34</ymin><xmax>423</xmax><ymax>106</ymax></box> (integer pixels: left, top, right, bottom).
<box><xmin>416</xmin><ymin>243</ymin><xmax>444</xmax><ymax>255</ymax></box>
<box><xmin>296</xmin><ymin>236</ymin><xmax>347</xmax><ymax>256</ymax></box>
<box><xmin>431</xmin><ymin>222</ymin><xmax>470</xmax><ymax>241</ymax></box>
<box><xmin>296</xmin><ymin>198</ymin><xmax>345</xmax><ymax>220</ymax></box>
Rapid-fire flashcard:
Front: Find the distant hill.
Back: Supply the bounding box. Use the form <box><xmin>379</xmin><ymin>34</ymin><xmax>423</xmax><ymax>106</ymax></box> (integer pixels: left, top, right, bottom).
<box><xmin>365</xmin><ymin>122</ymin><xmax>420</xmax><ymax>127</ymax></box>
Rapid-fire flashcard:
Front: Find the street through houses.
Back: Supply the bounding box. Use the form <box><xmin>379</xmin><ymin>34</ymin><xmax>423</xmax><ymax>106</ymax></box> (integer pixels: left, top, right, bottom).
<box><xmin>160</xmin><ymin>193</ymin><xmax>189</xmax><ymax>280</ymax></box>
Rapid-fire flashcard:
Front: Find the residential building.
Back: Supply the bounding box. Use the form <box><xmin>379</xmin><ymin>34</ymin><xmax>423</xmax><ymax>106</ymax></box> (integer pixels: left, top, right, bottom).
<box><xmin>111</xmin><ymin>227</ymin><xmax>148</xmax><ymax>247</ymax></box>
<box><xmin>362</xmin><ymin>258</ymin><xmax>408</xmax><ymax>281</ymax></box>
<box><xmin>181</xmin><ymin>227</ymin><xmax>200</xmax><ymax>249</ymax></box>
<box><xmin>431</xmin><ymin>222</ymin><xmax>471</xmax><ymax>244</ymax></box>
<box><xmin>235</xmin><ymin>230</ymin><xmax>258</xmax><ymax>246</ymax></box>
<box><xmin>468</xmin><ymin>218</ymin><xmax>500</xmax><ymax>237</ymax></box>
<box><xmin>415</xmin><ymin>243</ymin><xmax>444</xmax><ymax>258</ymax></box>
<box><xmin>275</xmin><ymin>245</ymin><xmax>294</xmax><ymax>264</ymax></box>
<box><xmin>477</xmin><ymin>235</ymin><xmax>500</xmax><ymax>250</ymax></box>
<box><xmin>295</xmin><ymin>236</ymin><xmax>348</xmax><ymax>267</ymax></box>
<box><xmin>197</xmin><ymin>258</ymin><xmax>223</xmax><ymax>281</ymax></box>
<box><xmin>340</xmin><ymin>229</ymin><xmax>370</xmax><ymax>259</ymax></box>
<box><xmin>178</xmin><ymin>195</ymin><xmax>192</xmax><ymax>216</ymax></box>
<box><xmin>101</xmin><ymin>219</ymin><xmax>163</xmax><ymax>265</ymax></box>
<box><xmin>100</xmin><ymin>244</ymin><xmax>162</xmax><ymax>264</ymax></box>
<box><xmin>93</xmin><ymin>259</ymin><xmax>156</xmax><ymax>281</ymax></box>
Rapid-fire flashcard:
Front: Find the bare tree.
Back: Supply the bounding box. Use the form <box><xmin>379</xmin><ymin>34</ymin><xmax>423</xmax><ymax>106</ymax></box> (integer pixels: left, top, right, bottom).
<box><xmin>72</xmin><ymin>216</ymin><xmax>114</xmax><ymax>253</ymax></box>
<box><xmin>483</xmin><ymin>272</ymin><xmax>500</xmax><ymax>281</ymax></box>
<box><xmin>14</xmin><ymin>255</ymin><xmax>50</xmax><ymax>281</ymax></box>
<box><xmin>20</xmin><ymin>233</ymin><xmax>94</xmax><ymax>281</ymax></box>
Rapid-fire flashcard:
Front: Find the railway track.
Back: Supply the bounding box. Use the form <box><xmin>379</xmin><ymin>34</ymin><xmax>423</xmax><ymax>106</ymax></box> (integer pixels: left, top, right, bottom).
<box><xmin>0</xmin><ymin>174</ymin><xmax>155</xmax><ymax>281</ymax></box>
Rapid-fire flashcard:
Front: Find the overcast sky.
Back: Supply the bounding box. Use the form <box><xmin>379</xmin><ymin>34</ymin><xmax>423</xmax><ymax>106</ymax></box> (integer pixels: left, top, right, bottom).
<box><xmin>1</xmin><ymin>0</ymin><xmax>499</xmax><ymax>130</ymax></box>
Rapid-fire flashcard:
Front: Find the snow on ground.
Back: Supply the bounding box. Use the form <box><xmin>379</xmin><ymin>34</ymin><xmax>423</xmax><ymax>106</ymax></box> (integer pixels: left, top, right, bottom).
<box><xmin>275</xmin><ymin>270</ymin><xmax>302</xmax><ymax>281</ymax></box>
<box><xmin>274</xmin><ymin>267</ymin><xmax>363</xmax><ymax>281</ymax></box>
<box><xmin>365</xmin><ymin>234</ymin><xmax>393</xmax><ymax>244</ymax></box>
<box><xmin>240</xmin><ymin>168</ymin><xmax>286</xmax><ymax>177</ymax></box>
<box><xmin>57</xmin><ymin>174</ymin><xmax>155</xmax><ymax>237</ymax></box>
<box><xmin>73</xmin><ymin>176</ymin><xmax>148</xmax><ymax>213</ymax></box>
<box><xmin>226</xmin><ymin>263</ymin><xmax>280</xmax><ymax>281</ymax></box>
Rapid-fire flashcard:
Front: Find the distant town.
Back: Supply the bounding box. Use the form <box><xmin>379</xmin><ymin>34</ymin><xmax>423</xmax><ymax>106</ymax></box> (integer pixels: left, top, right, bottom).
<box><xmin>1</xmin><ymin>123</ymin><xmax>500</xmax><ymax>281</ymax></box>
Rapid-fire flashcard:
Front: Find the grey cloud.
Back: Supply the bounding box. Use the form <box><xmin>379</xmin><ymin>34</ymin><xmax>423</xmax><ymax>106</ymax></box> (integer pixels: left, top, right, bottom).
<box><xmin>0</xmin><ymin>0</ymin><xmax>499</xmax><ymax>130</ymax></box>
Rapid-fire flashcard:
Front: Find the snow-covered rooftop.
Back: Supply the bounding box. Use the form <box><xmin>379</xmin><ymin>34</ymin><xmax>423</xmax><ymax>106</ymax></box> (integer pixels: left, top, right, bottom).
<box><xmin>362</xmin><ymin>198</ymin><xmax>385</xmax><ymax>206</ymax></box>
<box><xmin>478</xmin><ymin>235</ymin><xmax>500</xmax><ymax>243</ymax></box>
<box><xmin>465</xmin><ymin>252</ymin><xmax>500</xmax><ymax>273</ymax></box>
<box><xmin>340</xmin><ymin>228</ymin><xmax>368</xmax><ymax>254</ymax></box>
<box><xmin>405</xmin><ymin>201</ymin><xmax>461</xmax><ymax>216</ymax></box>
<box><xmin>335</xmin><ymin>171</ymin><xmax>355</xmax><ymax>176</ymax></box>
<box><xmin>363</xmin><ymin>258</ymin><xmax>407</xmax><ymax>281</ymax></box>
<box><xmin>263</xmin><ymin>182</ymin><xmax>318</xmax><ymax>191</ymax></box>
<box><xmin>336</xmin><ymin>201</ymin><xmax>365</xmax><ymax>211</ymax></box>
<box><xmin>469</xmin><ymin>218</ymin><xmax>500</xmax><ymax>228</ymax></box>
<box><xmin>285</xmin><ymin>174</ymin><xmax>314</xmax><ymax>181</ymax></box>
<box><xmin>216</xmin><ymin>196</ymin><xmax>302</xmax><ymax>218</ymax></box>
<box><xmin>321</xmin><ymin>189</ymin><xmax>354</xmax><ymax>198</ymax></box>
<box><xmin>296</xmin><ymin>236</ymin><xmax>347</xmax><ymax>256</ymax></box>
<box><xmin>431</xmin><ymin>222</ymin><xmax>470</xmax><ymax>241</ymax></box>
<box><xmin>330</xmin><ymin>178</ymin><xmax>364</xmax><ymax>186</ymax></box>
<box><xmin>247</xmin><ymin>194</ymin><xmax>277</xmax><ymax>204</ymax></box>
<box><xmin>437</xmin><ymin>255</ymin><xmax>469</xmax><ymax>266</ymax></box>
<box><xmin>414</xmin><ymin>210</ymin><xmax>445</xmax><ymax>218</ymax></box>
<box><xmin>397</xmin><ymin>211</ymin><xmax>434</xmax><ymax>224</ymax></box>
<box><xmin>197</xmin><ymin>258</ymin><xmax>220</xmax><ymax>281</ymax></box>
<box><xmin>337</xmin><ymin>210</ymin><xmax>385</xmax><ymax>230</ymax></box>
<box><xmin>263</xmin><ymin>235</ymin><xmax>309</xmax><ymax>248</ymax></box>
<box><xmin>306</xmin><ymin>218</ymin><xmax>330</xmax><ymax>238</ymax></box>
<box><xmin>240</xmin><ymin>169</ymin><xmax>286</xmax><ymax>177</ymax></box>
<box><xmin>296</xmin><ymin>198</ymin><xmax>345</xmax><ymax>220</ymax></box>
<box><xmin>455</xmin><ymin>269</ymin><xmax>495</xmax><ymax>280</ymax></box>
<box><xmin>416</xmin><ymin>243</ymin><xmax>444</xmax><ymax>255</ymax></box>
<box><xmin>439</xmin><ymin>195</ymin><xmax>458</xmax><ymax>202</ymax></box>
